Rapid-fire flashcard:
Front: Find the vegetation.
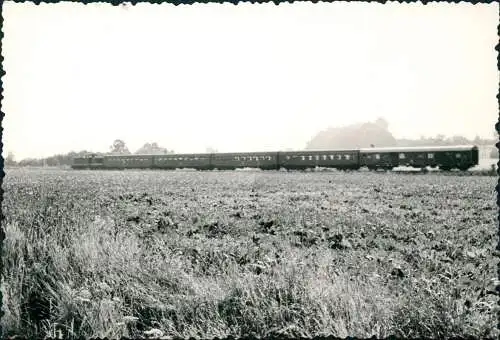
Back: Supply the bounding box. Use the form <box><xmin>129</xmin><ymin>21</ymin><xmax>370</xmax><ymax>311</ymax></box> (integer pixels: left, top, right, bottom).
<box><xmin>8</xmin><ymin>140</ymin><xmax>174</xmax><ymax>167</ymax></box>
<box><xmin>306</xmin><ymin>117</ymin><xmax>498</xmax><ymax>152</ymax></box>
<box><xmin>109</xmin><ymin>139</ymin><xmax>131</xmax><ymax>155</ymax></box>
<box><xmin>135</xmin><ymin>143</ymin><xmax>173</xmax><ymax>155</ymax></box>
<box><xmin>8</xmin><ymin>118</ymin><xmax>499</xmax><ymax>167</ymax></box>
<box><xmin>306</xmin><ymin>118</ymin><xmax>397</xmax><ymax>150</ymax></box>
<box><xmin>2</xmin><ymin>169</ymin><xmax>497</xmax><ymax>339</ymax></box>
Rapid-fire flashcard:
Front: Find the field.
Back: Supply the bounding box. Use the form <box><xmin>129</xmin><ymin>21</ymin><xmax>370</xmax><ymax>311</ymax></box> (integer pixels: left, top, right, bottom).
<box><xmin>2</xmin><ymin>168</ymin><xmax>498</xmax><ymax>339</ymax></box>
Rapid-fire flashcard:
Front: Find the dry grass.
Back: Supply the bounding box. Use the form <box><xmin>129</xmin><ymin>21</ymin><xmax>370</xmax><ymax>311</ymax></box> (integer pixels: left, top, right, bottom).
<box><xmin>2</xmin><ymin>168</ymin><xmax>498</xmax><ymax>338</ymax></box>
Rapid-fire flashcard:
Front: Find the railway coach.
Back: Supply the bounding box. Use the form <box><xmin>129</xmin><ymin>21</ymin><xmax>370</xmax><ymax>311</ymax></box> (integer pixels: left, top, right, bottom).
<box><xmin>211</xmin><ymin>152</ymin><xmax>278</xmax><ymax>170</ymax></box>
<box><xmin>71</xmin><ymin>145</ymin><xmax>479</xmax><ymax>172</ymax></box>
<box><xmin>359</xmin><ymin>145</ymin><xmax>479</xmax><ymax>171</ymax></box>
<box><xmin>71</xmin><ymin>154</ymin><xmax>106</xmax><ymax>169</ymax></box>
<box><xmin>277</xmin><ymin>149</ymin><xmax>360</xmax><ymax>170</ymax></box>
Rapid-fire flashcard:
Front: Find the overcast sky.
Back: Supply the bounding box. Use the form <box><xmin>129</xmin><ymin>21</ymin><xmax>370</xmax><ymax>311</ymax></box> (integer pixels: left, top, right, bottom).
<box><xmin>2</xmin><ymin>2</ymin><xmax>498</xmax><ymax>160</ymax></box>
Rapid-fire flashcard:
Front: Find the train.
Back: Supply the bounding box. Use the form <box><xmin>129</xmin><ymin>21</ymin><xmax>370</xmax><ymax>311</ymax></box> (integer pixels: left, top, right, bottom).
<box><xmin>71</xmin><ymin>145</ymin><xmax>479</xmax><ymax>172</ymax></box>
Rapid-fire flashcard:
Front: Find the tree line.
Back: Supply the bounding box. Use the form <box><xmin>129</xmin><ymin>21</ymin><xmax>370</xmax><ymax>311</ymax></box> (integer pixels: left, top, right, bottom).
<box><xmin>306</xmin><ymin>118</ymin><xmax>499</xmax><ymax>158</ymax></box>
<box><xmin>6</xmin><ymin>140</ymin><xmax>174</xmax><ymax>167</ymax></box>
<box><xmin>6</xmin><ymin>128</ymin><xmax>500</xmax><ymax>168</ymax></box>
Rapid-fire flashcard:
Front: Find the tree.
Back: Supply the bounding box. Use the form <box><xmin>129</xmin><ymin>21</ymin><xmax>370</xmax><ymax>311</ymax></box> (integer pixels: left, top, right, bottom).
<box><xmin>5</xmin><ymin>151</ymin><xmax>16</xmax><ymax>166</ymax></box>
<box><xmin>135</xmin><ymin>142</ymin><xmax>170</xmax><ymax>155</ymax></box>
<box><xmin>435</xmin><ymin>134</ymin><xmax>446</xmax><ymax>144</ymax></box>
<box><xmin>110</xmin><ymin>139</ymin><xmax>130</xmax><ymax>155</ymax></box>
<box><xmin>450</xmin><ymin>135</ymin><xmax>470</xmax><ymax>145</ymax></box>
<box><xmin>374</xmin><ymin>117</ymin><xmax>389</xmax><ymax>131</ymax></box>
<box><xmin>305</xmin><ymin>120</ymin><xmax>397</xmax><ymax>150</ymax></box>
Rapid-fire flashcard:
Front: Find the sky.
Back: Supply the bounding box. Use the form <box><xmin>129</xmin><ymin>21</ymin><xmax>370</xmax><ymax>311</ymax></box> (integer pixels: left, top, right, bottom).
<box><xmin>2</xmin><ymin>2</ymin><xmax>499</xmax><ymax>160</ymax></box>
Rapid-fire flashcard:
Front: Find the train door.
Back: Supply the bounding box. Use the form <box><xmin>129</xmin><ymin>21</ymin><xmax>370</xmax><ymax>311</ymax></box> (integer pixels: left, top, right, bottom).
<box><xmin>414</xmin><ymin>152</ymin><xmax>427</xmax><ymax>168</ymax></box>
<box><xmin>436</xmin><ymin>151</ymin><xmax>454</xmax><ymax>170</ymax></box>
<box><xmin>388</xmin><ymin>153</ymin><xmax>398</xmax><ymax>168</ymax></box>
<box><xmin>455</xmin><ymin>152</ymin><xmax>470</xmax><ymax>170</ymax></box>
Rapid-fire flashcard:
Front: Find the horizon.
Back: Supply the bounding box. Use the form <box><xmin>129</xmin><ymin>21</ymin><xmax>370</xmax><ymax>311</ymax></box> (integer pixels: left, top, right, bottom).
<box><xmin>2</xmin><ymin>2</ymin><xmax>498</xmax><ymax>160</ymax></box>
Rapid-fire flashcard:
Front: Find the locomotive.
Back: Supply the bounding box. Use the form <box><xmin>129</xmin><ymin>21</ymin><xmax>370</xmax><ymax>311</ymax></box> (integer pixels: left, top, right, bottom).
<box><xmin>72</xmin><ymin>145</ymin><xmax>479</xmax><ymax>172</ymax></box>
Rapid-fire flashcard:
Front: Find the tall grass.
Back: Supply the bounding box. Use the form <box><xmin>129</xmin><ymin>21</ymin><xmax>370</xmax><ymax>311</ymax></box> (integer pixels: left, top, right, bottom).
<box><xmin>2</xmin><ymin>169</ymin><xmax>497</xmax><ymax>338</ymax></box>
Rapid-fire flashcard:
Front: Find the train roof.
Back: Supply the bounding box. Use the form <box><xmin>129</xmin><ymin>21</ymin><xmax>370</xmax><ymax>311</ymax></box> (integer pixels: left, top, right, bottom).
<box><xmin>72</xmin><ymin>145</ymin><xmax>479</xmax><ymax>159</ymax></box>
<box><xmin>280</xmin><ymin>149</ymin><xmax>358</xmax><ymax>153</ymax></box>
<box><xmin>359</xmin><ymin>145</ymin><xmax>478</xmax><ymax>153</ymax></box>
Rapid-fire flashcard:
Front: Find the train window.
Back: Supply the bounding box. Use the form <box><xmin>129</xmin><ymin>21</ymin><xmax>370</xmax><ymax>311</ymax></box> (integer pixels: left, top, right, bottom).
<box><xmin>330</xmin><ymin>155</ymin><xmax>334</xmax><ymax>160</ymax></box>
<box><xmin>286</xmin><ymin>156</ymin><xmax>291</xmax><ymax>160</ymax></box>
<box><xmin>267</xmin><ymin>156</ymin><xmax>272</xmax><ymax>160</ymax></box>
<box><xmin>345</xmin><ymin>155</ymin><xmax>351</xmax><ymax>160</ymax></box>
<box><xmin>235</xmin><ymin>156</ymin><xmax>239</xmax><ymax>160</ymax></box>
<box><xmin>322</xmin><ymin>155</ymin><xmax>327</xmax><ymax>160</ymax></box>
<box><xmin>375</xmin><ymin>154</ymin><xmax>380</xmax><ymax>160</ymax></box>
<box><xmin>301</xmin><ymin>156</ymin><xmax>305</xmax><ymax>161</ymax></box>
<box><xmin>336</xmin><ymin>155</ymin><xmax>342</xmax><ymax>160</ymax></box>
<box><xmin>260</xmin><ymin>156</ymin><xmax>265</xmax><ymax>160</ymax></box>
<box><xmin>315</xmin><ymin>155</ymin><xmax>320</xmax><ymax>161</ymax></box>
<box><xmin>308</xmin><ymin>156</ymin><xmax>313</xmax><ymax>161</ymax></box>
<box><xmin>399</xmin><ymin>153</ymin><xmax>405</xmax><ymax>159</ymax></box>
<box><xmin>456</xmin><ymin>153</ymin><xmax>461</xmax><ymax>158</ymax></box>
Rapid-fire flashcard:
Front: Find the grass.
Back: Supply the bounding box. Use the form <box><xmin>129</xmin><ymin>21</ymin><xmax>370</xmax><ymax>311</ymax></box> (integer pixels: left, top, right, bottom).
<box><xmin>1</xmin><ymin>168</ymin><xmax>498</xmax><ymax>338</ymax></box>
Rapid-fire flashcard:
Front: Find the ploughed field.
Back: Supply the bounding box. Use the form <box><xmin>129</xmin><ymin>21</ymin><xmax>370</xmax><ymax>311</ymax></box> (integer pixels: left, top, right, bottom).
<box><xmin>2</xmin><ymin>168</ymin><xmax>498</xmax><ymax>339</ymax></box>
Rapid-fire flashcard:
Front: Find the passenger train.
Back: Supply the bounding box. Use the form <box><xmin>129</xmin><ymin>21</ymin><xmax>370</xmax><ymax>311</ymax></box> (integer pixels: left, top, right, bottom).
<box><xmin>71</xmin><ymin>145</ymin><xmax>479</xmax><ymax>172</ymax></box>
